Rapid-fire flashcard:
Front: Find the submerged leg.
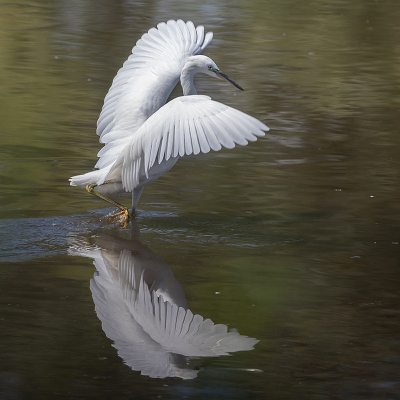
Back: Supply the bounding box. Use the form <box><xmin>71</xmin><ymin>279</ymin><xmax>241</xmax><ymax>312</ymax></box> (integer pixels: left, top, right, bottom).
<box><xmin>86</xmin><ymin>183</ymin><xmax>130</xmax><ymax>224</ymax></box>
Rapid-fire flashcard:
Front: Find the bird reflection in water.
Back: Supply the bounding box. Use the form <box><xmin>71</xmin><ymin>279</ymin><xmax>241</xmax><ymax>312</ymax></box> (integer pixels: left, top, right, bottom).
<box><xmin>69</xmin><ymin>223</ymin><xmax>258</xmax><ymax>379</ymax></box>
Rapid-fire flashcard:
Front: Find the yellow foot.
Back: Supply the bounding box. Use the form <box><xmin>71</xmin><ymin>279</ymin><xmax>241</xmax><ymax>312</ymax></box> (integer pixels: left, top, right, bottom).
<box><xmin>86</xmin><ymin>183</ymin><xmax>97</xmax><ymax>194</ymax></box>
<box><xmin>110</xmin><ymin>208</ymin><xmax>129</xmax><ymax>226</ymax></box>
<box><xmin>111</xmin><ymin>209</ymin><xmax>129</xmax><ymax>218</ymax></box>
<box><xmin>110</xmin><ymin>208</ymin><xmax>137</xmax><ymax>228</ymax></box>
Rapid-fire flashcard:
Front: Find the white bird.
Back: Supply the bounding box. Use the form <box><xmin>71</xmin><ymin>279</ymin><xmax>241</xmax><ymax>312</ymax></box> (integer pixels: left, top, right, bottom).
<box><xmin>70</xmin><ymin>20</ymin><xmax>269</xmax><ymax>223</ymax></box>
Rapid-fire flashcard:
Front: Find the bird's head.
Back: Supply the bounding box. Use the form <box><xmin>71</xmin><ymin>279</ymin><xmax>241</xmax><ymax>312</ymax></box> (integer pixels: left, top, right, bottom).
<box><xmin>187</xmin><ymin>55</ymin><xmax>244</xmax><ymax>91</ymax></box>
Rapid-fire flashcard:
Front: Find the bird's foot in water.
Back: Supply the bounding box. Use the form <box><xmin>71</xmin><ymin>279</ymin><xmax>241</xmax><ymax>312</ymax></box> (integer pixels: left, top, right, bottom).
<box><xmin>111</xmin><ymin>208</ymin><xmax>137</xmax><ymax>227</ymax></box>
<box><xmin>111</xmin><ymin>208</ymin><xmax>130</xmax><ymax>227</ymax></box>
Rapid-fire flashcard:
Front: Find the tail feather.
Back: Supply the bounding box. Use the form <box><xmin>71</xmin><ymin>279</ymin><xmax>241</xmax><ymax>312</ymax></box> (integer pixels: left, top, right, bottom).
<box><xmin>69</xmin><ymin>169</ymin><xmax>107</xmax><ymax>187</ymax></box>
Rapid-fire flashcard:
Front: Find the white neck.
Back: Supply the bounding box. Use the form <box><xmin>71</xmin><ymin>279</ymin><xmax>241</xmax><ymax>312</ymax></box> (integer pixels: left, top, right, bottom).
<box><xmin>180</xmin><ymin>61</ymin><xmax>198</xmax><ymax>96</ymax></box>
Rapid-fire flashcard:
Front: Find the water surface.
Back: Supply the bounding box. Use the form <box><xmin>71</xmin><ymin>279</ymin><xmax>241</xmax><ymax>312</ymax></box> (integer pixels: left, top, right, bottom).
<box><xmin>1</xmin><ymin>0</ymin><xmax>400</xmax><ymax>399</ymax></box>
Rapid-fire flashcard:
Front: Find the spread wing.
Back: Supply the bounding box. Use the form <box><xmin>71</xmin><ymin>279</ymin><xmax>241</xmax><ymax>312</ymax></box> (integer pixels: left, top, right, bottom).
<box><xmin>105</xmin><ymin>95</ymin><xmax>269</xmax><ymax>191</ymax></box>
<box><xmin>96</xmin><ymin>20</ymin><xmax>213</xmax><ymax>144</ymax></box>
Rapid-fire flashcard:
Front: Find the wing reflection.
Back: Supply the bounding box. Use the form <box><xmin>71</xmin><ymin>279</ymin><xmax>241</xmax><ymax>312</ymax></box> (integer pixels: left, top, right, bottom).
<box><xmin>69</xmin><ymin>223</ymin><xmax>258</xmax><ymax>379</ymax></box>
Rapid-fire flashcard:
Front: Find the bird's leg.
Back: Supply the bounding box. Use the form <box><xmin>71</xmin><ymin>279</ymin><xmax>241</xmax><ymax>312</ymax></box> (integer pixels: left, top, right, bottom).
<box><xmin>86</xmin><ymin>183</ymin><xmax>130</xmax><ymax>224</ymax></box>
<box><xmin>132</xmin><ymin>187</ymin><xmax>144</xmax><ymax>216</ymax></box>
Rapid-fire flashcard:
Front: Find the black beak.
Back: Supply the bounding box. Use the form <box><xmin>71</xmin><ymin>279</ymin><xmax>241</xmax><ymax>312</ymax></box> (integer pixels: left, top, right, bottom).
<box><xmin>215</xmin><ymin>70</ymin><xmax>244</xmax><ymax>91</ymax></box>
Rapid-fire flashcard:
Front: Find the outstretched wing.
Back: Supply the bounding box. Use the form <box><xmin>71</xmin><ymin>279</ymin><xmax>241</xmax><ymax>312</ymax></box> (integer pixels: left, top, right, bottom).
<box><xmin>96</xmin><ymin>20</ymin><xmax>213</xmax><ymax>144</ymax></box>
<box><xmin>107</xmin><ymin>95</ymin><xmax>269</xmax><ymax>191</ymax></box>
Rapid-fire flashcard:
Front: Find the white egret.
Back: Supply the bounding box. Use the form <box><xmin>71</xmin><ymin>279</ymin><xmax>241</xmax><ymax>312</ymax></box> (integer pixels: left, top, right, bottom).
<box><xmin>70</xmin><ymin>20</ymin><xmax>269</xmax><ymax>223</ymax></box>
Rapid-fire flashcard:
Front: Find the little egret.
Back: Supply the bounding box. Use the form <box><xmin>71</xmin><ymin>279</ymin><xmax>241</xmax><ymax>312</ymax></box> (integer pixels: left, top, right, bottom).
<box><xmin>70</xmin><ymin>20</ymin><xmax>269</xmax><ymax>223</ymax></box>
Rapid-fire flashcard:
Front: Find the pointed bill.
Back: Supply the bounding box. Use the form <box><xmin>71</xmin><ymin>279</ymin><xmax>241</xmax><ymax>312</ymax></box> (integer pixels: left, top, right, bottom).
<box><xmin>215</xmin><ymin>70</ymin><xmax>244</xmax><ymax>91</ymax></box>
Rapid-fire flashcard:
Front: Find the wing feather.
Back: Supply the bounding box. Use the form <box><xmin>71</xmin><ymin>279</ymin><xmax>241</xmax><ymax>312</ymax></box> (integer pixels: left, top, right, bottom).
<box><xmin>106</xmin><ymin>96</ymin><xmax>268</xmax><ymax>192</ymax></box>
<box><xmin>187</xmin><ymin>21</ymin><xmax>196</xmax><ymax>42</ymax></box>
<box><xmin>183</xmin><ymin>118</ymin><xmax>193</xmax><ymax>155</ymax></box>
<box><xmin>148</xmin><ymin>138</ymin><xmax>160</xmax><ymax>176</ymax></box>
<box><xmin>166</xmin><ymin>115</ymin><xmax>175</xmax><ymax>161</ymax></box>
<box><xmin>207</xmin><ymin>114</ymin><xmax>236</xmax><ymax>149</ymax></box>
<box><xmin>187</xmin><ymin>116</ymin><xmax>200</xmax><ymax>155</ymax></box>
<box><xmin>193</xmin><ymin>115</ymin><xmax>211</xmax><ymax>153</ymax></box>
<box><xmin>195</xmin><ymin>25</ymin><xmax>204</xmax><ymax>45</ymax></box>
<box><xmin>200</xmin><ymin>115</ymin><xmax>223</xmax><ymax>151</ymax></box>
<box><xmin>158</xmin><ymin>122</ymin><xmax>168</xmax><ymax>164</ymax></box>
<box><xmin>213</xmin><ymin>112</ymin><xmax>248</xmax><ymax>146</ymax></box>
<box><xmin>223</xmin><ymin>108</ymin><xmax>265</xmax><ymax>139</ymax></box>
<box><xmin>177</xmin><ymin>19</ymin><xmax>189</xmax><ymax>45</ymax></box>
<box><xmin>178</xmin><ymin>115</ymin><xmax>185</xmax><ymax>157</ymax></box>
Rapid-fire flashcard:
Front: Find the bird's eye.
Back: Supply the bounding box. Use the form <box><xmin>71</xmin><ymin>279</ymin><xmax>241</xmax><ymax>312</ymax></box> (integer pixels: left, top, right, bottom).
<box><xmin>208</xmin><ymin>65</ymin><xmax>213</xmax><ymax>71</ymax></box>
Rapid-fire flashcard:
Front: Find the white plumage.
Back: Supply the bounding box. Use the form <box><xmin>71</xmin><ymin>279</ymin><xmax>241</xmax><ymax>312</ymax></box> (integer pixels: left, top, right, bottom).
<box><xmin>70</xmin><ymin>20</ymin><xmax>268</xmax><ymax>220</ymax></box>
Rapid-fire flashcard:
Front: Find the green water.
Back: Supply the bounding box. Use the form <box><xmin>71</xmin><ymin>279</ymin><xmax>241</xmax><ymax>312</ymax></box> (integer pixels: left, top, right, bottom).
<box><xmin>1</xmin><ymin>0</ymin><xmax>400</xmax><ymax>398</ymax></box>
